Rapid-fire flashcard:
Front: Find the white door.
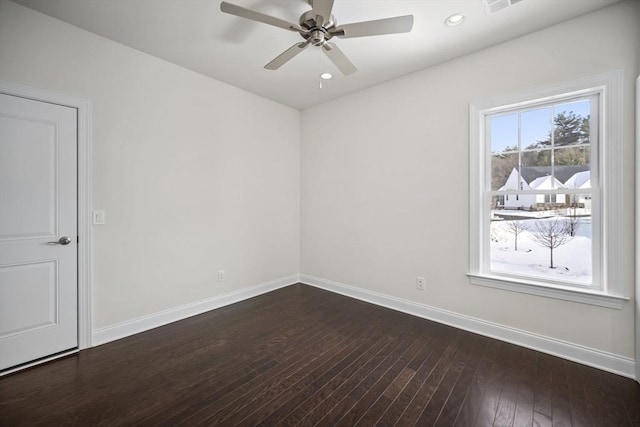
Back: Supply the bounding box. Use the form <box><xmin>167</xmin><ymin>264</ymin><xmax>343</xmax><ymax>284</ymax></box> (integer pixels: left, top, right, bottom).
<box><xmin>0</xmin><ymin>93</ymin><xmax>78</xmax><ymax>371</ymax></box>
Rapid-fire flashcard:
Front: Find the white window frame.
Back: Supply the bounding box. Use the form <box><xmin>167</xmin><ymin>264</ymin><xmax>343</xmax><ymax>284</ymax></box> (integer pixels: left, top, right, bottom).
<box><xmin>468</xmin><ymin>70</ymin><xmax>627</xmax><ymax>309</ymax></box>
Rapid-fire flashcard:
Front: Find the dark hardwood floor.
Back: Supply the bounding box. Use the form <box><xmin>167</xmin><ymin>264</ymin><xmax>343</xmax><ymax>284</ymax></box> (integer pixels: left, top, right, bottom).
<box><xmin>1</xmin><ymin>284</ymin><xmax>638</xmax><ymax>426</ymax></box>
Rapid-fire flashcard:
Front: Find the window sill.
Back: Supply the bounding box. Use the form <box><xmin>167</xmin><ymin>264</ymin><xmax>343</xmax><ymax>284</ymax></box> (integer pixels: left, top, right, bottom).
<box><xmin>467</xmin><ymin>273</ymin><xmax>627</xmax><ymax>309</ymax></box>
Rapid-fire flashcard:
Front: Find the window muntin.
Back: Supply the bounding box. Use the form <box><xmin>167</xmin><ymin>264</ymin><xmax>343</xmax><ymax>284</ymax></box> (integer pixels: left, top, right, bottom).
<box><xmin>484</xmin><ymin>94</ymin><xmax>599</xmax><ymax>289</ymax></box>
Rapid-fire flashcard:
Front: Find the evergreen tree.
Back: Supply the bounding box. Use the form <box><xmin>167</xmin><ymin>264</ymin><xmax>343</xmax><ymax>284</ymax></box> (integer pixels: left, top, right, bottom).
<box><xmin>537</xmin><ymin>111</ymin><xmax>590</xmax><ymax>147</ymax></box>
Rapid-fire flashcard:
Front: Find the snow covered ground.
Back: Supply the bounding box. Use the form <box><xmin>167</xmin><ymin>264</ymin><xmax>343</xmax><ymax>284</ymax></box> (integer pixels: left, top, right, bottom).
<box><xmin>492</xmin><ymin>208</ymin><xmax>591</xmax><ymax>219</ymax></box>
<box><xmin>490</xmin><ymin>216</ymin><xmax>592</xmax><ymax>284</ymax></box>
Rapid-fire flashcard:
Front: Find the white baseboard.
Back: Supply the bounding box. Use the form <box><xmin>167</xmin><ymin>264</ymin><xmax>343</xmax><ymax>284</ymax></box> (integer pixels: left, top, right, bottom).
<box><xmin>92</xmin><ymin>274</ymin><xmax>299</xmax><ymax>347</ymax></box>
<box><xmin>300</xmin><ymin>274</ymin><xmax>636</xmax><ymax>380</ymax></box>
<box><xmin>91</xmin><ymin>273</ymin><xmax>635</xmax><ymax>380</ymax></box>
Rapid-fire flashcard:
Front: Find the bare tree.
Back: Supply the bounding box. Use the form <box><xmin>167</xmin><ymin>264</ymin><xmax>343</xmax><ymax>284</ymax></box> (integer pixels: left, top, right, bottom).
<box><xmin>505</xmin><ymin>219</ymin><xmax>528</xmax><ymax>251</ymax></box>
<box><xmin>531</xmin><ymin>218</ymin><xmax>573</xmax><ymax>268</ymax></box>
<box><xmin>566</xmin><ymin>200</ymin><xmax>580</xmax><ymax>237</ymax></box>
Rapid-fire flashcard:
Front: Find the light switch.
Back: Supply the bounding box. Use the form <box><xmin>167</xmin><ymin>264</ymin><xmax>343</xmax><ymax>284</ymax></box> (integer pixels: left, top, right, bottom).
<box><xmin>93</xmin><ymin>210</ymin><xmax>105</xmax><ymax>225</ymax></box>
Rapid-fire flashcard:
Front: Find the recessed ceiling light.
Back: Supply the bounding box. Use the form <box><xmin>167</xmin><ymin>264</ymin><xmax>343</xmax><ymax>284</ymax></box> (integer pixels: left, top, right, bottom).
<box><xmin>320</xmin><ymin>72</ymin><xmax>333</xmax><ymax>80</ymax></box>
<box><xmin>445</xmin><ymin>13</ymin><xmax>465</xmax><ymax>27</ymax></box>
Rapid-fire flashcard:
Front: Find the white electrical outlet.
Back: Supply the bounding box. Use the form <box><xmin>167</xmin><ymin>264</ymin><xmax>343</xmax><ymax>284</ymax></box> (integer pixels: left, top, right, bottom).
<box><xmin>218</xmin><ymin>270</ymin><xmax>225</xmax><ymax>282</ymax></box>
<box><xmin>416</xmin><ymin>277</ymin><xmax>426</xmax><ymax>290</ymax></box>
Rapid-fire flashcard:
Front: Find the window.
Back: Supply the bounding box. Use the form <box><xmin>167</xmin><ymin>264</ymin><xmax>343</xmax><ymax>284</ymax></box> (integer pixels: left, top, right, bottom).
<box><xmin>489</xmin><ymin>95</ymin><xmax>595</xmax><ymax>284</ymax></box>
<box><xmin>469</xmin><ymin>71</ymin><xmax>626</xmax><ymax>309</ymax></box>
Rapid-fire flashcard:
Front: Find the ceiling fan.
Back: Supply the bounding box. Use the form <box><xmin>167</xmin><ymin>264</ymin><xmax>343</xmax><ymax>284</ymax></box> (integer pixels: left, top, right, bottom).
<box><xmin>220</xmin><ymin>0</ymin><xmax>414</xmax><ymax>76</ymax></box>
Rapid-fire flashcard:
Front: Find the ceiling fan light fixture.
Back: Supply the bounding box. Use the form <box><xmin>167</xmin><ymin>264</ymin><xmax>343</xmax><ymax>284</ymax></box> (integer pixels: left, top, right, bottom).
<box><xmin>445</xmin><ymin>13</ymin><xmax>466</xmax><ymax>27</ymax></box>
<box><xmin>320</xmin><ymin>72</ymin><xmax>333</xmax><ymax>80</ymax></box>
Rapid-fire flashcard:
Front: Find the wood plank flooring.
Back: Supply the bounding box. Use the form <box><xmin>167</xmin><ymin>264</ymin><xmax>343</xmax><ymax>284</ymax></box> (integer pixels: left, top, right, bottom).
<box><xmin>1</xmin><ymin>284</ymin><xmax>638</xmax><ymax>426</ymax></box>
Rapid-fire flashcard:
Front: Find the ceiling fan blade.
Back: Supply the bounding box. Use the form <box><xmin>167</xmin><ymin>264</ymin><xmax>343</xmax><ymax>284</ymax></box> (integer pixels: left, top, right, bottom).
<box><xmin>264</xmin><ymin>40</ymin><xmax>311</xmax><ymax>70</ymax></box>
<box><xmin>312</xmin><ymin>0</ymin><xmax>334</xmax><ymax>27</ymax></box>
<box><xmin>322</xmin><ymin>43</ymin><xmax>357</xmax><ymax>76</ymax></box>
<box><xmin>331</xmin><ymin>15</ymin><xmax>414</xmax><ymax>38</ymax></box>
<box><xmin>220</xmin><ymin>1</ymin><xmax>302</xmax><ymax>32</ymax></box>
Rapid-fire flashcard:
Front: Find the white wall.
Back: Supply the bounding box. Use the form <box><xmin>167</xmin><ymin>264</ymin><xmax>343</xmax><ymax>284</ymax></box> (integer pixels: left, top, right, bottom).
<box><xmin>301</xmin><ymin>0</ymin><xmax>639</xmax><ymax>359</ymax></box>
<box><xmin>0</xmin><ymin>0</ymin><xmax>301</xmax><ymax>329</ymax></box>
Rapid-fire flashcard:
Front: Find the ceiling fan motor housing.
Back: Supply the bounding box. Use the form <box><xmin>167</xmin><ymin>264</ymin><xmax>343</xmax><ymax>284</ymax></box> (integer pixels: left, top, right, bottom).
<box><xmin>308</xmin><ymin>30</ymin><xmax>325</xmax><ymax>46</ymax></box>
<box><xmin>299</xmin><ymin>10</ymin><xmax>335</xmax><ymax>46</ymax></box>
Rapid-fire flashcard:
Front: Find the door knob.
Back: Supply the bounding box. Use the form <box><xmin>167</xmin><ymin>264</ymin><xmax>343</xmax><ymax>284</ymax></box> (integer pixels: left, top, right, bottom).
<box><xmin>47</xmin><ymin>236</ymin><xmax>72</xmax><ymax>245</ymax></box>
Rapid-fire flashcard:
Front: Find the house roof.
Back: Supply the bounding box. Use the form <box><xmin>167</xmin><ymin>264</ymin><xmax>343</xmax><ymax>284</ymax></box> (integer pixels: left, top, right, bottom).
<box><xmin>519</xmin><ymin>165</ymin><xmax>590</xmax><ymax>184</ymax></box>
<box><xmin>564</xmin><ymin>170</ymin><xmax>591</xmax><ymax>188</ymax></box>
<box><xmin>528</xmin><ymin>175</ymin><xmax>564</xmax><ymax>190</ymax></box>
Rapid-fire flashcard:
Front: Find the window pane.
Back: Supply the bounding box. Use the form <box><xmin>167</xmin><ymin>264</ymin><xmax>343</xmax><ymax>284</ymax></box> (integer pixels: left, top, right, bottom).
<box><xmin>492</xmin><ymin>152</ymin><xmax>518</xmax><ymax>191</ymax></box>
<box><xmin>521</xmin><ymin>107</ymin><xmax>552</xmax><ymax>149</ymax></box>
<box><xmin>518</xmin><ymin>149</ymin><xmax>552</xmax><ymax>191</ymax></box>
<box><xmin>490</xmin><ymin>113</ymin><xmax>518</xmax><ymax>154</ymax></box>
<box><xmin>555</xmin><ymin>146</ymin><xmax>591</xmax><ymax>189</ymax></box>
<box><xmin>521</xmin><ymin>149</ymin><xmax>551</xmax><ymax>168</ymax></box>
<box><xmin>489</xmin><ymin>194</ymin><xmax>592</xmax><ymax>284</ymax></box>
<box><xmin>552</xmin><ymin>99</ymin><xmax>590</xmax><ymax>147</ymax></box>
<box><xmin>554</xmin><ymin>146</ymin><xmax>590</xmax><ymax>167</ymax></box>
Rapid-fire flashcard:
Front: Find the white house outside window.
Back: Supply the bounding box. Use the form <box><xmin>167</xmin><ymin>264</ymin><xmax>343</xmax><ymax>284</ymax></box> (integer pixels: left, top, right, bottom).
<box><xmin>468</xmin><ymin>71</ymin><xmax>626</xmax><ymax>309</ymax></box>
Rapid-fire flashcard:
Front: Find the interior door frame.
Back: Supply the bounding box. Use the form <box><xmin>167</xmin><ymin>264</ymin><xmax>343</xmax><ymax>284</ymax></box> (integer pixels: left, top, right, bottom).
<box><xmin>1</xmin><ymin>79</ymin><xmax>93</xmax><ymax>351</ymax></box>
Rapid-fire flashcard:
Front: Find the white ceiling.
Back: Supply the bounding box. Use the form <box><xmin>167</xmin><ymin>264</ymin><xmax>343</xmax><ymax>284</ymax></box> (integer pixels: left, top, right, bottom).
<box><xmin>11</xmin><ymin>0</ymin><xmax>621</xmax><ymax>110</ymax></box>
